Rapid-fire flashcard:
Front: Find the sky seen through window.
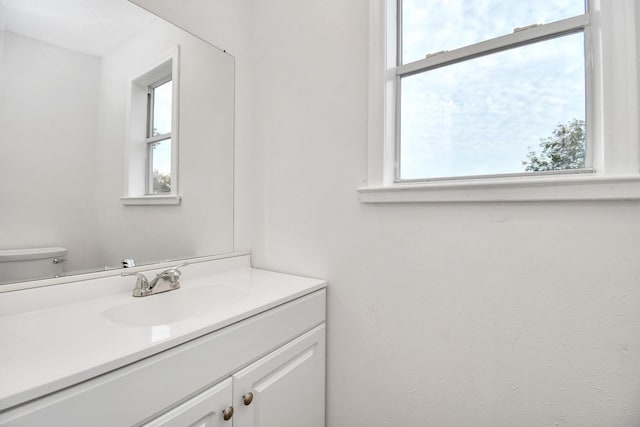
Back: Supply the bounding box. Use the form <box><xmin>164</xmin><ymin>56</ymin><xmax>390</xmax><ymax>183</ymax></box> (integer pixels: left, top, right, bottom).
<box><xmin>400</xmin><ymin>0</ymin><xmax>586</xmax><ymax>180</ymax></box>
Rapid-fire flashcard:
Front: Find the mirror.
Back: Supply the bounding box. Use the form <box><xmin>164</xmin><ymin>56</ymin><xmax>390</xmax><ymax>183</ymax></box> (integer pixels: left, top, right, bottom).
<box><xmin>0</xmin><ymin>0</ymin><xmax>234</xmax><ymax>285</ymax></box>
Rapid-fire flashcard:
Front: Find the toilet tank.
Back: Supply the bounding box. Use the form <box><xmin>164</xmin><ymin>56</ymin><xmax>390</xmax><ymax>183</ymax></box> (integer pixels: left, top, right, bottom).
<box><xmin>0</xmin><ymin>247</ymin><xmax>68</xmax><ymax>283</ymax></box>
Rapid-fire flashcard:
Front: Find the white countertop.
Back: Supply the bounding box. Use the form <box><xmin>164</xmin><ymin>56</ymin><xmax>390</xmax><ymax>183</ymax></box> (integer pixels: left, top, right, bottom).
<box><xmin>0</xmin><ymin>255</ymin><xmax>325</xmax><ymax>412</ymax></box>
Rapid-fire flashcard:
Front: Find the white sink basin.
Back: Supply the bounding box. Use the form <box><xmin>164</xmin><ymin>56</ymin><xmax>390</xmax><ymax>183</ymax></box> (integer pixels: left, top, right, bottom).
<box><xmin>102</xmin><ymin>284</ymin><xmax>249</xmax><ymax>327</ymax></box>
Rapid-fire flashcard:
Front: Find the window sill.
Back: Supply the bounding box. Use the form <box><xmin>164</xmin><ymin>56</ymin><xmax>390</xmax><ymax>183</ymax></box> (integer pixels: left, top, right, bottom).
<box><xmin>120</xmin><ymin>195</ymin><xmax>182</xmax><ymax>206</ymax></box>
<box><xmin>357</xmin><ymin>176</ymin><xmax>640</xmax><ymax>203</ymax></box>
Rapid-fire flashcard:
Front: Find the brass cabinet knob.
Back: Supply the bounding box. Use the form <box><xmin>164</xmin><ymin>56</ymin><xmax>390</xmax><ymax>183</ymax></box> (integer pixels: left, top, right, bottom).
<box><xmin>223</xmin><ymin>406</ymin><xmax>234</xmax><ymax>421</ymax></box>
<box><xmin>243</xmin><ymin>392</ymin><xmax>254</xmax><ymax>406</ymax></box>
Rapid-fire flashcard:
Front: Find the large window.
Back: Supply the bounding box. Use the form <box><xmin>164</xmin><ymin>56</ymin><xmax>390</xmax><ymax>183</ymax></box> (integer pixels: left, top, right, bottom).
<box><xmin>399</xmin><ymin>1</ymin><xmax>587</xmax><ymax>181</ymax></box>
<box><xmin>362</xmin><ymin>0</ymin><xmax>640</xmax><ymax>202</ymax></box>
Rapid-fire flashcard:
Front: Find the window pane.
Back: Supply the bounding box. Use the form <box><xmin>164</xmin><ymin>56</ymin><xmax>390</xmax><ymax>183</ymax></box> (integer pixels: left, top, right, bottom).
<box><xmin>399</xmin><ymin>33</ymin><xmax>585</xmax><ymax>180</ymax></box>
<box><xmin>150</xmin><ymin>139</ymin><xmax>172</xmax><ymax>193</ymax></box>
<box><xmin>401</xmin><ymin>0</ymin><xmax>585</xmax><ymax>64</ymax></box>
<box><xmin>152</xmin><ymin>80</ymin><xmax>172</xmax><ymax>136</ymax></box>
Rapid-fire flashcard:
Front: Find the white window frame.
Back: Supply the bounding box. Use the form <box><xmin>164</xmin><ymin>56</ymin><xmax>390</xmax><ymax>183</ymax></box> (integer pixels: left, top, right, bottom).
<box><xmin>359</xmin><ymin>0</ymin><xmax>640</xmax><ymax>203</ymax></box>
<box><xmin>145</xmin><ymin>75</ymin><xmax>173</xmax><ymax>195</ymax></box>
<box><xmin>122</xmin><ymin>46</ymin><xmax>181</xmax><ymax>206</ymax></box>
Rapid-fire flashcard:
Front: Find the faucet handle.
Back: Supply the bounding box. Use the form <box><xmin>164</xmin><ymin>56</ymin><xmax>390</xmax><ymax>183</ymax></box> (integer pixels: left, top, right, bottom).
<box><xmin>122</xmin><ymin>270</ymin><xmax>148</xmax><ymax>280</ymax></box>
<box><xmin>160</xmin><ymin>261</ymin><xmax>189</xmax><ymax>277</ymax></box>
<box><xmin>171</xmin><ymin>261</ymin><xmax>189</xmax><ymax>272</ymax></box>
<box><xmin>122</xmin><ymin>271</ymin><xmax>151</xmax><ymax>297</ymax></box>
<box><xmin>157</xmin><ymin>262</ymin><xmax>189</xmax><ymax>287</ymax></box>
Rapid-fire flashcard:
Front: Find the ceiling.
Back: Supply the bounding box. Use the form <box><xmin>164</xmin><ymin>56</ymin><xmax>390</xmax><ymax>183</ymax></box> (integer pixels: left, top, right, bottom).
<box><xmin>0</xmin><ymin>0</ymin><xmax>158</xmax><ymax>57</ymax></box>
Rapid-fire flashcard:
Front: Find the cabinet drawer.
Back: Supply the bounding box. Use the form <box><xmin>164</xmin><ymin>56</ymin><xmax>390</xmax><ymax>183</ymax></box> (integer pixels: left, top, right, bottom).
<box><xmin>0</xmin><ymin>290</ymin><xmax>325</xmax><ymax>427</ymax></box>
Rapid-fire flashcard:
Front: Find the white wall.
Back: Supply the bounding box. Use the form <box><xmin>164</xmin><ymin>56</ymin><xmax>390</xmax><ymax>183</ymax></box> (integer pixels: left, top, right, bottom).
<box><xmin>131</xmin><ymin>1</ymin><xmax>640</xmax><ymax>425</ymax></box>
<box><xmin>0</xmin><ymin>32</ymin><xmax>100</xmax><ymax>272</ymax></box>
<box><xmin>94</xmin><ymin>19</ymin><xmax>234</xmax><ymax>268</ymax></box>
<box><xmin>248</xmin><ymin>1</ymin><xmax>640</xmax><ymax>426</ymax></box>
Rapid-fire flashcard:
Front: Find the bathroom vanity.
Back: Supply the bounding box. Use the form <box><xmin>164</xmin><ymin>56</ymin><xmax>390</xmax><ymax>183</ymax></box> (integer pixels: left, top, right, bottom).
<box><xmin>0</xmin><ymin>255</ymin><xmax>326</xmax><ymax>426</ymax></box>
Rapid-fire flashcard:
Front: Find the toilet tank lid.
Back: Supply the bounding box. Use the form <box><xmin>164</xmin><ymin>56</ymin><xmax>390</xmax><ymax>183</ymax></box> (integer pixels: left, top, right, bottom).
<box><xmin>0</xmin><ymin>247</ymin><xmax>68</xmax><ymax>261</ymax></box>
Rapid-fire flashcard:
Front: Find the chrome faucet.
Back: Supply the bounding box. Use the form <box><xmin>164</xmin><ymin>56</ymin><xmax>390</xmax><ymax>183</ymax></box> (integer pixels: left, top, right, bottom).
<box><xmin>123</xmin><ymin>262</ymin><xmax>188</xmax><ymax>297</ymax></box>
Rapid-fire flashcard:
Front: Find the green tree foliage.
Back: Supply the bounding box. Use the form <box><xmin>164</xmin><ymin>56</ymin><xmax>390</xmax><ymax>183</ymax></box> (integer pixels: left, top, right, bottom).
<box><xmin>523</xmin><ymin>119</ymin><xmax>585</xmax><ymax>172</ymax></box>
<box><xmin>153</xmin><ymin>170</ymin><xmax>171</xmax><ymax>193</ymax></box>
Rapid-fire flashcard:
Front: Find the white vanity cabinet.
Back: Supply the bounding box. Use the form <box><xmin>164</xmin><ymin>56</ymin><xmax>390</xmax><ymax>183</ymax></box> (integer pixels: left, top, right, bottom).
<box><xmin>145</xmin><ymin>325</ymin><xmax>325</xmax><ymax>427</ymax></box>
<box><xmin>0</xmin><ymin>286</ymin><xmax>326</xmax><ymax>427</ymax></box>
<box><xmin>231</xmin><ymin>325</ymin><xmax>325</xmax><ymax>427</ymax></box>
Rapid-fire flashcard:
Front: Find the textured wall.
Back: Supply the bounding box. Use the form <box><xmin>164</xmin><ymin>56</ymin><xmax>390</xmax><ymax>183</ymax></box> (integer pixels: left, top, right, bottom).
<box><xmin>247</xmin><ymin>1</ymin><xmax>640</xmax><ymax>425</ymax></box>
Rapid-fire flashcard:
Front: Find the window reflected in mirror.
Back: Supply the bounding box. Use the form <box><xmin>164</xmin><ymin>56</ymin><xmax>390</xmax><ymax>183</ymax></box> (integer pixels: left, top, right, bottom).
<box><xmin>0</xmin><ymin>0</ymin><xmax>235</xmax><ymax>286</ymax></box>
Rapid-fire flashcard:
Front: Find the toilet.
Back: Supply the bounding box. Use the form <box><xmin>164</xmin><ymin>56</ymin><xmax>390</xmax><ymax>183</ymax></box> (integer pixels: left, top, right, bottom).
<box><xmin>0</xmin><ymin>247</ymin><xmax>68</xmax><ymax>283</ymax></box>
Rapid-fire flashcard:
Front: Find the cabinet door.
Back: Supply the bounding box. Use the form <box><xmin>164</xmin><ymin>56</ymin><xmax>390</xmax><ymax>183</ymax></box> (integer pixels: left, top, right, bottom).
<box><xmin>143</xmin><ymin>378</ymin><xmax>233</xmax><ymax>427</ymax></box>
<box><xmin>232</xmin><ymin>324</ymin><xmax>325</xmax><ymax>427</ymax></box>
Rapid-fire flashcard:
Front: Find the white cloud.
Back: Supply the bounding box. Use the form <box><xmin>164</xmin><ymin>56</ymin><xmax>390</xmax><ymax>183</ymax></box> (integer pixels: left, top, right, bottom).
<box><xmin>399</xmin><ymin>1</ymin><xmax>586</xmax><ymax>179</ymax></box>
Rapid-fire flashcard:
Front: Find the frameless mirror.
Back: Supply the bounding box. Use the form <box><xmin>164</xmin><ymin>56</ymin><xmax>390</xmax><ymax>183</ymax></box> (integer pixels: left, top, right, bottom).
<box><xmin>0</xmin><ymin>0</ymin><xmax>234</xmax><ymax>285</ymax></box>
